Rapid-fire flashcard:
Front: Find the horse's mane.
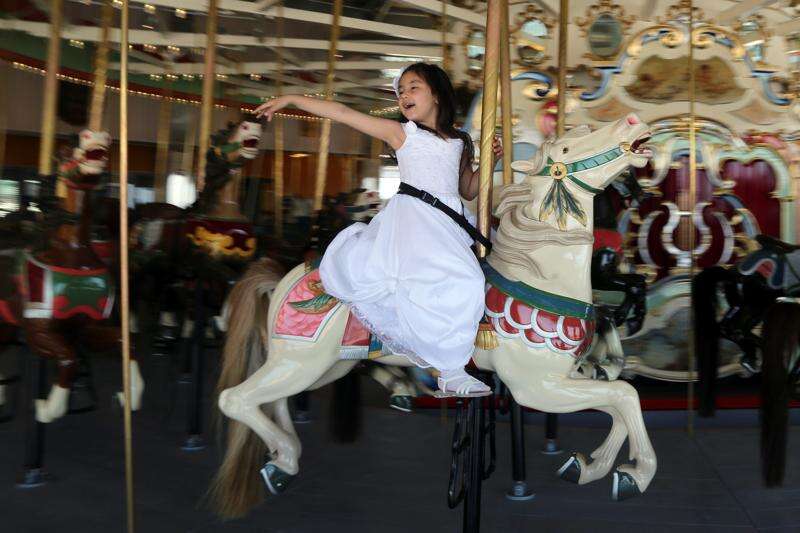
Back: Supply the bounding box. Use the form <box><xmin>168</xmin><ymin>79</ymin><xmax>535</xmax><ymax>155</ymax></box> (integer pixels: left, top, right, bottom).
<box><xmin>489</xmin><ymin>176</ymin><xmax>593</xmax><ymax>281</ymax></box>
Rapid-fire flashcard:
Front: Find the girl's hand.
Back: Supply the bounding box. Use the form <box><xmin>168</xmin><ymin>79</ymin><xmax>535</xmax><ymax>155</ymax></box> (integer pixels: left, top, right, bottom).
<box><xmin>491</xmin><ymin>136</ymin><xmax>503</xmax><ymax>166</ymax></box>
<box><xmin>256</xmin><ymin>95</ymin><xmax>294</xmax><ymax>122</ymax></box>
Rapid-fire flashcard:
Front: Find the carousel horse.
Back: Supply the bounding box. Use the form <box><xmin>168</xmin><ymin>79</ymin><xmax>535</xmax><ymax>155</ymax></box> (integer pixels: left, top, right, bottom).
<box><xmin>693</xmin><ymin>234</ymin><xmax>800</xmax><ymax>417</ymax></box>
<box><xmin>18</xmin><ymin>130</ymin><xmax>143</xmax><ymax>423</ymax></box>
<box><xmin>130</xmin><ymin>118</ymin><xmax>263</xmax><ymax>346</ymax></box>
<box><xmin>592</xmin><ymin>171</ymin><xmax>647</xmax><ymax>336</ymax></box>
<box><xmin>209</xmin><ymin>114</ymin><xmax>657</xmax><ymax>518</ymax></box>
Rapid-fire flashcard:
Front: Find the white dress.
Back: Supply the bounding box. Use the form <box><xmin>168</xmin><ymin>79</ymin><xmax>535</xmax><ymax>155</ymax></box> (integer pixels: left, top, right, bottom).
<box><xmin>319</xmin><ymin>120</ymin><xmax>485</xmax><ymax>370</ymax></box>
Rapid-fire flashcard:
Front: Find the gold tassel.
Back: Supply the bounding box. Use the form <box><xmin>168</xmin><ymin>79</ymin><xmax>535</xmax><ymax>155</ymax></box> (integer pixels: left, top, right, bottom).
<box><xmin>475</xmin><ymin>322</ymin><xmax>498</xmax><ymax>350</ymax></box>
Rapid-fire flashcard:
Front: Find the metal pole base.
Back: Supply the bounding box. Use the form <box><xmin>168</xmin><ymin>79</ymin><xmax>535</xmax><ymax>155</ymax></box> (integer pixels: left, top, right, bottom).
<box><xmin>181</xmin><ymin>434</ymin><xmax>206</xmax><ymax>451</ymax></box>
<box><xmin>542</xmin><ymin>439</ymin><xmax>564</xmax><ymax>455</ymax></box>
<box><xmin>541</xmin><ymin>438</ymin><xmax>563</xmax><ymax>455</ymax></box>
<box><xmin>505</xmin><ymin>480</ymin><xmax>535</xmax><ymax>501</ymax></box>
<box><xmin>16</xmin><ymin>468</ymin><xmax>50</xmax><ymax>488</ymax></box>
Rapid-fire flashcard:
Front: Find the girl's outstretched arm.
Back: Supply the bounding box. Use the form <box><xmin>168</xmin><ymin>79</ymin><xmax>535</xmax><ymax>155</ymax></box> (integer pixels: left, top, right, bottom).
<box><xmin>256</xmin><ymin>95</ymin><xmax>405</xmax><ymax>150</ymax></box>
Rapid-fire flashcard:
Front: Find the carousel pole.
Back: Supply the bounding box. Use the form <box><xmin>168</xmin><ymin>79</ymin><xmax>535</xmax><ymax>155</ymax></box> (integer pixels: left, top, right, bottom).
<box><xmin>499</xmin><ymin>0</ymin><xmax>513</xmax><ymax>186</ymax></box>
<box><xmin>154</xmin><ymin>79</ymin><xmax>173</xmax><ymax>201</ymax></box>
<box><xmin>542</xmin><ymin>0</ymin><xmax>570</xmax><ymax>457</ymax></box>
<box><xmin>89</xmin><ymin>0</ymin><xmax>113</xmax><ymax>132</ymax></box>
<box><xmin>273</xmin><ymin>0</ymin><xmax>286</xmax><ymax>239</ymax></box>
<box><xmin>457</xmin><ymin>3</ymin><xmax>501</xmax><ymax>533</ymax></box>
<box><xmin>687</xmin><ymin>0</ymin><xmax>697</xmax><ymax>436</ymax></box>
<box><xmin>119</xmin><ymin>0</ymin><xmax>135</xmax><ymax>531</ymax></box>
<box><xmin>37</xmin><ymin>0</ymin><xmax>63</xmax><ymax>179</ymax></box>
<box><xmin>18</xmin><ymin>0</ymin><xmax>63</xmax><ymax>490</ymax></box>
<box><xmin>312</xmin><ymin>0</ymin><xmax>343</xmax><ymax>214</ymax></box>
<box><xmin>196</xmin><ymin>0</ymin><xmax>219</xmax><ymax>189</ymax></box>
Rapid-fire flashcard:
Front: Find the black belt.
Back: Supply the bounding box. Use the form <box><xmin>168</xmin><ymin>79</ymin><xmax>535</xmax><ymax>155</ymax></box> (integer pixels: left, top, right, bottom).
<box><xmin>396</xmin><ymin>182</ymin><xmax>492</xmax><ymax>252</ymax></box>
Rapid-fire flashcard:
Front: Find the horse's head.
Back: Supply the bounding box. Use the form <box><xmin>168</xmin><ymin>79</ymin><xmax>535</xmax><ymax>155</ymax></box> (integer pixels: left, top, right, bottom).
<box><xmin>346</xmin><ymin>189</ymin><xmax>381</xmax><ymax>223</ymax></box>
<box><xmin>511</xmin><ymin>114</ymin><xmax>651</xmax><ymax>192</ymax></box>
<box><xmin>74</xmin><ymin>129</ymin><xmax>111</xmax><ymax>177</ymax></box>
<box><xmin>228</xmin><ymin>120</ymin><xmax>263</xmax><ymax>160</ymax></box>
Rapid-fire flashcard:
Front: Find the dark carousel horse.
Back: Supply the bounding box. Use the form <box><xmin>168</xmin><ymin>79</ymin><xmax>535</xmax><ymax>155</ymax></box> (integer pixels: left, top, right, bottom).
<box><xmin>693</xmin><ymin>233</ymin><xmax>800</xmax><ymax>485</ymax></box>
<box><xmin>2</xmin><ymin>130</ymin><xmax>143</xmax><ymax>423</ymax></box>
<box><xmin>591</xmin><ymin>170</ymin><xmax>648</xmax><ymax>337</ymax></box>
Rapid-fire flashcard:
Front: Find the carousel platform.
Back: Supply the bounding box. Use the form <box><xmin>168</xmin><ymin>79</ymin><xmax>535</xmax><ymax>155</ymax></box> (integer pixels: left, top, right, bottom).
<box><xmin>1</xmin><ymin>349</ymin><xmax>800</xmax><ymax>533</ymax></box>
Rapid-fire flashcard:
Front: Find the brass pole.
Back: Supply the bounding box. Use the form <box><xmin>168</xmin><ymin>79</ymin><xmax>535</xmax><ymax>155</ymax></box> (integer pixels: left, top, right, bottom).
<box><xmin>274</xmin><ymin>0</ymin><xmax>286</xmax><ymax>238</ymax></box>
<box><xmin>0</xmin><ymin>63</ymin><xmax>8</xmax><ymax>176</ymax></box>
<box><xmin>154</xmin><ymin>80</ymin><xmax>173</xmax><ymax>201</ymax></box>
<box><xmin>312</xmin><ymin>0</ymin><xmax>343</xmax><ymax>213</ymax></box>
<box><xmin>119</xmin><ymin>1</ymin><xmax>135</xmax><ymax>531</ymax></box>
<box><xmin>38</xmin><ymin>0</ymin><xmax>63</xmax><ymax>177</ymax></box>
<box><xmin>196</xmin><ymin>0</ymin><xmax>219</xmax><ymax>189</ymax></box>
<box><xmin>441</xmin><ymin>0</ymin><xmax>449</xmax><ymax>73</ymax></box>
<box><xmin>556</xmin><ymin>0</ymin><xmax>568</xmax><ymax>137</ymax></box>
<box><xmin>499</xmin><ymin>0</ymin><xmax>513</xmax><ymax>185</ymax></box>
<box><xmin>88</xmin><ymin>0</ymin><xmax>113</xmax><ymax>132</ymax></box>
<box><xmin>181</xmin><ymin>108</ymin><xmax>198</xmax><ymax>174</ymax></box>
<box><xmin>477</xmin><ymin>0</ymin><xmax>501</xmax><ymax>258</ymax></box>
<box><xmin>687</xmin><ymin>0</ymin><xmax>697</xmax><ymax>436</ymax></box>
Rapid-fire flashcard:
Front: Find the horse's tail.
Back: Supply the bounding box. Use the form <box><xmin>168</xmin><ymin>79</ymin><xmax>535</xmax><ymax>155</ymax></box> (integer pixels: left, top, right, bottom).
<box><xmin>693</xmin><ymin>266</ymin><xmax>728</xmax><ymax>417</ymax></box>
<box><xmin>330</xmin><ymin>370</ymin><xmax>362</xmax><ymax>442</ymax></box>
<box><xmin>208</xmin><ymin>258</ymin><xmax>283</xmax><ymax>519</ymax></box>
<box><xmin>760</xmin><ymin>300</ymin><xmax>800</xmax><ymax>487</ymax></box>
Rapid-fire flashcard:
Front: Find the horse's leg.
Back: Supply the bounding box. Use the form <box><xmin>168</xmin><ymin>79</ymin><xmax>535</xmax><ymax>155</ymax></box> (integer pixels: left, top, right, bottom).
<box><xmin>218</xmin><ymin>309</ymin><xmax>349</xmax><ymax>477</ymax></box>
<box><xmin>83</xmin><ymin>322</ymin><xmax>144</xmax><ymax>411</ymax></box>
<box><xmin>559</xmin><ymin>406</ymin><xmax>628</xmax><ymax>485</ymax></box>
<box><xmin>498</xmin><ymin>348</ymin><xmax>656</xmax><ymax>499</ymax></box>
<box><xmin>25</xmin><ymin>319</ymin><xmax>74</xmax><ymax>423</ymax></box>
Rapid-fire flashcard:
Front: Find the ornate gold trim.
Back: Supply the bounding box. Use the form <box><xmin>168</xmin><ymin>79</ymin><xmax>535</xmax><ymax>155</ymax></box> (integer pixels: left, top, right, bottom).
<box><xmin>575</xmin><ymin>0</ymin><xmax>634</xmax><ymax>38</ymax></box>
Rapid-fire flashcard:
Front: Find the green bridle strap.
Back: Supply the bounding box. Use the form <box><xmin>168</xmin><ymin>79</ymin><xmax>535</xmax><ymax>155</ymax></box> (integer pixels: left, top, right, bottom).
<box><xmin>538</xmin><ymin>145</ymin><xmax>625</xmax><ymax>195</ymax></box>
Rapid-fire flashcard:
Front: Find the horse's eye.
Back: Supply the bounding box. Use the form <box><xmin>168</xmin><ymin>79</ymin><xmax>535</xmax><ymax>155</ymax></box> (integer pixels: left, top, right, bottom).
<box><xmin>562</xmin><ymin>147</ymin><xmax>569</xmax><ymax>154</ymax></box>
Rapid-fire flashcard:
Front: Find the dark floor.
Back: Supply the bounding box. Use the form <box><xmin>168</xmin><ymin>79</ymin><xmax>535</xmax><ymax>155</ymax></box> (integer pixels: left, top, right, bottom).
<box><xmin>2</xmin><ymin>346</ymin><xmax>800</xmax><ymax>533</ymax></box>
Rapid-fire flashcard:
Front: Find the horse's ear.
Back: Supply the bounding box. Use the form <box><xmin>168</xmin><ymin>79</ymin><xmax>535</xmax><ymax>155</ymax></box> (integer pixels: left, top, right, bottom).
<box><xmin>561</xmin><ymin>125</ymin><xmax>591</xmax><ymax>139</ymax></box>
<box><xmin>511</xmin><ymin>144</ymin><xmax>547</xmax><ymax>175</ymax></box>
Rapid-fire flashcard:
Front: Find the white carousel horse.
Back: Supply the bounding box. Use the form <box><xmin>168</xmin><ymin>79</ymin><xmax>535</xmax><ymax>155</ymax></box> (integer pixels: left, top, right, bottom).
<box><xmin>210</xmin><ymin>114</ymin><xmax>657</xmax><ymax>518</ymax></box>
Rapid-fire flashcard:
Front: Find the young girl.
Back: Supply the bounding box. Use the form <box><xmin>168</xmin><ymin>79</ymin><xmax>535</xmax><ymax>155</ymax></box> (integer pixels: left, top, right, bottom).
<box><xmin>256</xmin><ymin>63</ymin><xmax>502</xmax><ymax>397</ymax></box>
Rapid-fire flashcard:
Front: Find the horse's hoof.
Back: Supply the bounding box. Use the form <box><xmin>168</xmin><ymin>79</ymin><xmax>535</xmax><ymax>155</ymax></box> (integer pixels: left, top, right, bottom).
<box><xmin>390</xmin><ymin>395</ymin><xmax>413</xmax><ymax>413</ymax></box>
<box><xmin>612</xmin><ymin>470</ymin><xmax>641</xmax><ymax>501</ymax></box>
<box><xmin>260</xmin><ymin>463</ymin><xmax>295</xmax><ymax>495</ymax></box>
<box><xmin>557</xmin><ymin>453</ymin><xmax>583</xmax><ymax>484</ymax></box>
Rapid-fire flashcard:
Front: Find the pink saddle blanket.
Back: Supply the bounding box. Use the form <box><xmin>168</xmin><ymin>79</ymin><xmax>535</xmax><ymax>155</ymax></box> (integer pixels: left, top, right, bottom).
<box><xmin>273</xmin><ymin>268</ymin><xmax>370</xmax><ymax>347</ymax></box>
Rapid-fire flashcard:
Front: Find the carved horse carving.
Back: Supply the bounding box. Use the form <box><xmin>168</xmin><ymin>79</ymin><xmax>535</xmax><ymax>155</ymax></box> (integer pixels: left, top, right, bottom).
<box><xmin>209</xmin><ymin>114</ymin><xmax>657</xmax><ymax>518</ymax></box>
<box><xmin>8</xmin><ymin>130</ymin><xmax>144</xmax><ymax>423</ymax></box>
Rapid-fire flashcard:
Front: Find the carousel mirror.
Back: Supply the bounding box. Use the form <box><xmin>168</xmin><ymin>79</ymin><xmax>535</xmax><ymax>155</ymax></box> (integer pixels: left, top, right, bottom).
<box><xmin>737</xmin><ymin>16</ymin><xmax>770</xmax><ymax>64</ymax></box>
<box><xmin>588</xmin><ymin>13</ymin><xmax>624</xmax><ymax>58</ymax></box>
<box><xmin>510</xmin><ymin>5</ymin><xmax>553</xmax><ymax>67</ymax></box>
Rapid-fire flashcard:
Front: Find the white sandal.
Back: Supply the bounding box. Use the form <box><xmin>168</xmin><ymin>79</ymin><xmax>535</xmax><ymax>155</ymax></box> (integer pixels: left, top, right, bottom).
<box><xmin>434</xmin><ymin>374</ymin><xmax>492</xmax><ymax>398</ymax></box>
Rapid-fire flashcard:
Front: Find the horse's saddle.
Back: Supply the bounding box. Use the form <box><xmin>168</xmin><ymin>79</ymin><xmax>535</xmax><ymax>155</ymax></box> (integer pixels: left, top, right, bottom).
<box><xmin>273</xmin><ymin>267</ymin><xmax>383</xmax><ymax>360</ymax></box>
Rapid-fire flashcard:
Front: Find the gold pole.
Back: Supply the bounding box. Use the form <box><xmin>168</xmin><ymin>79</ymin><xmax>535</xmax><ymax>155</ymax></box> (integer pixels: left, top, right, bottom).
<box><xmin>119</xmin><ymin>1</ymin><xmax>135</xmax><ymax>531</ymax></box>
<box><xmin>477</xmin><ymin>0</ymin><xmax>501</xmax><ymax>258</ymax></box>
<box><xmin>154</xmin><ymin>80</ymin><xmax>172</xmax><ymax>201</ymax></box>
<box><xmin>196</xmin><ymin>0</ymin><xmax>219</xmax><ymax>189</ymax></box>
<box><xmin>88</xmin><ymin>0</ymin><xmax>113</xmax><ymax>131</ymax></box>
<box><xmin>273</xmin><ymin>0</ymin><xmax>286</xmax><ymax>238</ymax></box>
<box><xmin>499</xmin><ymin>0</ymin><xmax>513</xmax><ymax>185</ymax></box>
<box><xmin>38</xmin><ymin>0</ymin><xmax>63</xmax><ymax>177</ymax></box>
<box><xmin>687</xmin><ymin>0</ymin><xmax>696</xmax><ymax>436</ymax></box>
<box><xmin>556</xmin><ymin>0</ymin><xmax>568</xmax><ymax>137</ymax></box>
<box><xmin>441</xmin><ymin>0</ymin><xmax>449</xmax><ymax>73</ymax></box>
<box><xmin>0</xmin><ymin>63</ymin><xmax>8</xmax><ymax>176</ymax></box>
<box><xmin>312</xmin><ymin>0</ymin><xmax>343</xmax><ymax>213</ymax></box>
<box><xmin>181</xmin><ymin>108</ymin><xmax>198</xmax><ymax>174</ymax></box>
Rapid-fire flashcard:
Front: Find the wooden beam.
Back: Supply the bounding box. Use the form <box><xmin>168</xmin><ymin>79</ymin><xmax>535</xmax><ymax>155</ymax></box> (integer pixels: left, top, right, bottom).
<box><xmin>716</xmin><ymin>0</ymin><xmax>777</xmax><ymax>25</ymax></box>
<box><xmin>128</xmin><ymin>0</ymin><xmax>462</xmax><ymax>43</ymax></box>
<box><xmin>393</xmin><ymin>0</ymin><xmax>485</xmax><ymax>26</ymax></box>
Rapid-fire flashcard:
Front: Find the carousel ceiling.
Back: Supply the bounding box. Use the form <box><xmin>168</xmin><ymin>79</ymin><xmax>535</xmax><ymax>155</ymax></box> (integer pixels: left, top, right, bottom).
<box><xmin>2</xmin><ymin>0</ymin><xmax>800</xmax><ymax>115</ymax></box>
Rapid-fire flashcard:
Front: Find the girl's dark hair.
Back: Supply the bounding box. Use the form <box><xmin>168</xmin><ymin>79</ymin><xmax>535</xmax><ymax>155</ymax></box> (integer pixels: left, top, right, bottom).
<box><xmin>398</xmin><ymin>63</ymin><xmax>474</xmax><ymax>175</ymax></box>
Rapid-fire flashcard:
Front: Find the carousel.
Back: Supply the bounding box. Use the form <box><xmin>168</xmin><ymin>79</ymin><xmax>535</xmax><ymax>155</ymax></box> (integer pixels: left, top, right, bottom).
<box><xmin>0</xmin><ymin>1</ymin><xmax>799</xmax><ymax>532</ymax></box>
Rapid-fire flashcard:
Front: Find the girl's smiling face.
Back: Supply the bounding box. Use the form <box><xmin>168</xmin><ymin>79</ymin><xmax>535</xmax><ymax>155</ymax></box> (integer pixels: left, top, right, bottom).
<box><xmin>397</xmin><ymin>70</ymin><xmax>438</xmax><ymax>125</ymax></box>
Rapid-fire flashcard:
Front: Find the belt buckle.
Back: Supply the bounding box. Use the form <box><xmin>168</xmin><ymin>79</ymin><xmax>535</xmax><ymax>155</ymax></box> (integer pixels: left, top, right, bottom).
<box><xmin>421</xmin><ymin>191</ymin><xmax>438</xmax><ymax>207</ymax></box>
